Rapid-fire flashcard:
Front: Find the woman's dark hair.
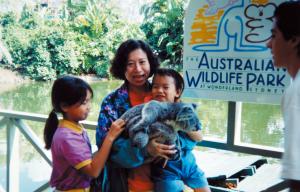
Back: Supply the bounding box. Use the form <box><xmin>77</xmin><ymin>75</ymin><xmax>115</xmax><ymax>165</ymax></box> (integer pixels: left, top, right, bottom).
<box><xmin>275</xmin><ymin>1</ymin><xmax>300</xmax><ymax>56</ymax></box>
<box><xmin>153</xmin><ymin>68</ymin><xmax>184</xmax><ymax>97</ymax></box>
<box><xmin>44</xmin><ymin>76</ymin><xmax>93</xmax><ymax>149</ymax></box>
<box><xmin>110</xmin><ymin>39</ymin><xmax>159</xmax><ymax>80</ymax></box>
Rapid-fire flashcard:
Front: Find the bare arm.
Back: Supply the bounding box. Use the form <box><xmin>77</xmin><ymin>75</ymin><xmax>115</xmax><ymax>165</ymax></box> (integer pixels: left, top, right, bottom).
<box><xmin>186</xmin><ymin>130</ymin><xmax>203</xmax><ymax>142</ymax></box>
<box><xmin>80</xmin><ymin>119</ymin><xmax>125</xmax><ymax>178</ymax></box>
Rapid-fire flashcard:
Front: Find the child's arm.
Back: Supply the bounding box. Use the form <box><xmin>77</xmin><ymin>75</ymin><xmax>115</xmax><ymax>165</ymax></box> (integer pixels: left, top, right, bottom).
<box><xmin>186</xmin><ymin>130</ymin><xmax>203</xmax><ymax>142</ymax></box>
<box><xmin>80</xmin><ymin>119</ymin><xmax>125</xmax><ymax>178</ymax></box>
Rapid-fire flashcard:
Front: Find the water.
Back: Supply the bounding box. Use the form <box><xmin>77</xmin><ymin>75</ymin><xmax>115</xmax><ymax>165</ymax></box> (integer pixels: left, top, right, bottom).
<box><xmin>0</xmin><ymin>80</ymin><xmax>284</xmax><ymax>146</ymax></box>
<box><xmin>0</xmin><ymin>80</ymin><xmax>284</xmax><ymax>191</ymax></box>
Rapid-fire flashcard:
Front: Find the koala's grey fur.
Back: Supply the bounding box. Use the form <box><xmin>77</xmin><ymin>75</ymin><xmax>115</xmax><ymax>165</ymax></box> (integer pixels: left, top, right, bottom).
<box><xmin>120</xmin><ymin>100</ymin><xmax>200</xmax><ymax>149</ymax></box>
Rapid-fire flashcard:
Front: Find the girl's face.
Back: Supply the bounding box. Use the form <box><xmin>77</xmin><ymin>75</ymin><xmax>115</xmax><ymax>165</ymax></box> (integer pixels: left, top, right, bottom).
<box><xmin>62</xmin><ymin>90</ymin><xmax>92</xmax><ymax>123</ymax></box>
<box><xmin>152</xmin><ymin>75</ymin><xmax>181</xmax><ymax>102</ymax></box>
<box><xmin>125</xmin><ymin>48</ymin><xmax>151</xmax><ymax>88</ymax></box>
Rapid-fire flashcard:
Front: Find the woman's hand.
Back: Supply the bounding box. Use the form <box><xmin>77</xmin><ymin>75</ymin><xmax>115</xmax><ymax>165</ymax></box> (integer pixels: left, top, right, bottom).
<box><xmin>107</xmin><ymin>119</ymin><xmax>125</xmax><ymax>142</ymax></box>
<box><xmin>146</xmin><ymin>138</ymin><xmax>177</xmax><ymax>160</ymax></box>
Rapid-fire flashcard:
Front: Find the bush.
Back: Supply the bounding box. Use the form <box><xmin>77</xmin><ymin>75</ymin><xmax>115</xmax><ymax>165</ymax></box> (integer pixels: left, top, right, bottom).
<box><xmin>19</xmin><ymin>5</ymin><xmax>39</xmax><ymax>29</ymax></box>
<box><xmin>0</xmin><ymin>12</ymin><xmax>16</xmax><ymax>27</ymax></box>
<box><xmin>2</xmin><ymin>24</ymin><xmax>81</xmax><ymax>80</ymax></box>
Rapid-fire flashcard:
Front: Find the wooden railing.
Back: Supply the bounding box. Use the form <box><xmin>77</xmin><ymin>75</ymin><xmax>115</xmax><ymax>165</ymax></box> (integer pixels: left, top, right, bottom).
<box><xmin>0</xmin><ymin>109</ymin><xmax>282</xmax><ymax>192</ymax></box>
<box><xmin>0</xmin><ymin>110</ymin><xmax>96</xmax><ymax>192</ymax></box>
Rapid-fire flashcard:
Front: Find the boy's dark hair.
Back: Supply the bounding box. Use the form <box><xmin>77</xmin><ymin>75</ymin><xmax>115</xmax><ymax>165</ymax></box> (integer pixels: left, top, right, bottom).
<box><xmin>110</xmin><ymin>39</ymin><xmax>159</xmax><ymax>80</ymax></box>
<box><xmin>43</xmin><ymin>76</ymin><xmax>93</xmax><ymax>149</ymax></box>
<box><xmin>153</xmin><ymin>68</ymin><xmax>184</xmax><ymax>97</ymax></box>
<box><xmin>275</xmin><ymin>1</ymin><xmax>300</xmax><ymax>56</ymax></box>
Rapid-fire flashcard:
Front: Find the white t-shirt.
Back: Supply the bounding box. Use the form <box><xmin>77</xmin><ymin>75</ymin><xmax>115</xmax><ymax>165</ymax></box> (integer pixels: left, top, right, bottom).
<box><xmin>281</xmin><ymin>70</ymin><xmax>300</xmax><ymax>181</ymax></box>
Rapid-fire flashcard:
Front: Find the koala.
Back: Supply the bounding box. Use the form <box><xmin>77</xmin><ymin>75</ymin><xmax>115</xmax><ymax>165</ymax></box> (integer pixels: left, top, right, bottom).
<box><xmin>120</xmin><ymin>100</ymin><xmax>200</xmax><ymax>151</ymax></box>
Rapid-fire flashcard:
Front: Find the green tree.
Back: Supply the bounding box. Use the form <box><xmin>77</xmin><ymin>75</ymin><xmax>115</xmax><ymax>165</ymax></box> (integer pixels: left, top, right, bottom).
<box><xmin>65</xmin><ymin>0</ymin><xmax>144</xmax><ymax>77</ymax></box>
<box><xmin>140</xmin><ymin>0</ymin><xmax>187</xmax><ymax>71</ymax></box>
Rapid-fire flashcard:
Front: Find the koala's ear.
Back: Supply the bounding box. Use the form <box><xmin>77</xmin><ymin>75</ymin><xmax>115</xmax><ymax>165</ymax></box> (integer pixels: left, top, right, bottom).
<box><xmin>192</xmin><ymin>103</ymin><xmax>197</xmax><ymax>109</ymax></box>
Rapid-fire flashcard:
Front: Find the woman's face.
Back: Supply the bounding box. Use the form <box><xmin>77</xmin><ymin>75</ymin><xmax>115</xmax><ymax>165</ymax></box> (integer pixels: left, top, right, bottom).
<box><xmin>125</xmin><ymin>48</ymin><xmax>151</xmax><ymax>87</ymax></box>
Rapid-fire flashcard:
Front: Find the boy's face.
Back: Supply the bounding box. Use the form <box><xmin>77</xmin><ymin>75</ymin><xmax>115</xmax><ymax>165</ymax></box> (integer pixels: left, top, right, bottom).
<box><xmin>152</xmin><ymin>75</ymin><xmax>181</xmax><ymax>102</ymax></box>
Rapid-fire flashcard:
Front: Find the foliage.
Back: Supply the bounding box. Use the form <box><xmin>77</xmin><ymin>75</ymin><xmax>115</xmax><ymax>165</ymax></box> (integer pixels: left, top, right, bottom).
<box><xmin>140</xmin><ymin>0</ymin><xmax>187</xmax><ymax>71</ymax></box>
<box><xmin>2</xmin><ymin>20</ymin><xmax>82</xmax><ymax>80</ymax></box>
<box><xmin>19</xmin><ymin>4</ymin><xmax>39</xmax><ymax>29</ymax></box>
<box><xmin>65</xmin><ymin>0</ymin><xmax>144</xmax><ymax>78</ymax></box>
<box><xmin>1</xmin><ymin>0</ymin><xmax>186</xmax><ymax>79</ymax></box>
<box><xmin>0</xmin><ymin>0</ymin><xmax>144</xmax><ymax>80</ymax></box>
<box><xmin>0</xmin><ymin>11</ymin><xmax>16</xmax><ymax>27</ymax></box>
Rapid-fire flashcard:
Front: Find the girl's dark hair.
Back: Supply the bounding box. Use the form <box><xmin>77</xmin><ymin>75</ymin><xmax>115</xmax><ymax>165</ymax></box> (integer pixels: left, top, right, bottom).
<box><xmin>153</xmin><ymin>68</ymin><xmax>184</xmax><ymax>97</ymax></box>
<box><xmin>275</xmin><ymin>1</ymin><xmax>300</xmax><ymax>56</ymax></box>
<box><xmin>110</xmin><ymin>39</ymin><xmax>159</xmax><ymax>80</ymax></box>
<box><xmin>44</xmin><ymin>76</ymin><xmax>93</xmax><ymax>149</ymax></box>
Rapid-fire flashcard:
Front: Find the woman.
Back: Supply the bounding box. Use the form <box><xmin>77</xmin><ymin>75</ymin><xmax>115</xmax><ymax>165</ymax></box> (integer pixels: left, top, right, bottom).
<box><xmin>96</xmin><ymin>39</ymin><xmax>196</xmax><ymax>192</ymax></box>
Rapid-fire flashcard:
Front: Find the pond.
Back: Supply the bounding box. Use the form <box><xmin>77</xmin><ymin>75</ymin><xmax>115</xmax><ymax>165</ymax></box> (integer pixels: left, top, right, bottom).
<box><xmin>0</xmin><ymin>80</ymin><xmax>284</xmax><ymax>147</ymax></box>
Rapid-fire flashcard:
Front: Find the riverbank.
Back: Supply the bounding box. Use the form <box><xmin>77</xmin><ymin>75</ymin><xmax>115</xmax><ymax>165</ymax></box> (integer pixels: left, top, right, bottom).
<box><xmin>0</xmin><ymin>68</ymin><xmax>29</xmax><ymax>94</ymax></box>
<box><xmin>0</xmin><ymin>68</ymin><xmax>108</xmax><ymax>95</ymax></box>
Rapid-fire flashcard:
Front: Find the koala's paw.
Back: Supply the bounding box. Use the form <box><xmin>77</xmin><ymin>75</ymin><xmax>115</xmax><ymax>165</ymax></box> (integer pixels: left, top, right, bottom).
<box><xmin>132</xmin><ymin>132</ymin><xmax>149</xmax><ymax>148</ymax></box>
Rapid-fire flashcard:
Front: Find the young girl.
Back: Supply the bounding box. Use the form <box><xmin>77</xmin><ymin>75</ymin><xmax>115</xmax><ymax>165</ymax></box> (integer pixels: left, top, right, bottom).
<box><xmin>151</xmin><ymin>68</ymin><xmax>211</xmax><ymax>192</ymax></box>
<box><xmin>44</xmin><ymin>76</ymin><xmax>124</xmax><ymax>191</ymax></box>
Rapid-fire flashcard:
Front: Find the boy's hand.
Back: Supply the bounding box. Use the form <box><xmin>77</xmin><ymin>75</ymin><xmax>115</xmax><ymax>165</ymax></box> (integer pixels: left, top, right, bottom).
<box><xmin>186</xmin><ymin>130</ymin><xmax>203</xmax><ymax>142</ymax></box>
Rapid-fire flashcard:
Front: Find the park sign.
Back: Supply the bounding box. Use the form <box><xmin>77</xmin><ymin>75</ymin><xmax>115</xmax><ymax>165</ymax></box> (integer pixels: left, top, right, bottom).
<box><xmin>183</xmin><ymin>0</ymin><xmax>291</xmax><ymax>104</ymax></box>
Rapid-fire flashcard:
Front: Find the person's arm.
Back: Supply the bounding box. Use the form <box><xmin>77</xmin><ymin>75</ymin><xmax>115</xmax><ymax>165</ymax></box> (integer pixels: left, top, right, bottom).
<box><xmin>81</xmin><ymin>119</ymin><xmax>125</xmax><ymax>178</ymax></box>
<box><xmin>109</xmin><ymin>134</ymin><xmax>177</xmax><ymax>168</ymax></box>
<box><xmin>177</xmin><ymin>131</ymin><xmax>197</xmax><ymax>151</ymax></box>
<box><xmin>180</xmin><ymin>116</ymin><xmax>203</xmax><ymax>149</ymax></box>
<box><xmin>186</xmin><ymin>130</ymin><xmax>203</xmax><ymax>142</ymax></box>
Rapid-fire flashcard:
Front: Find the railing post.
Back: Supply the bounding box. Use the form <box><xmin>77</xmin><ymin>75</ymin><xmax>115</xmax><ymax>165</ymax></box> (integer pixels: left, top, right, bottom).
<box><xmin>234</xmin><ymin>102</ymin><xmax>242</xmax><ymax>144</ymax></box>
<box><xmin>0</xmin><ymin>117</ymin><xmax>7</xmax><ymax>128</ymax></box>
<box><xmin>227</xmin><ymin>101</ymin><xmax>236</xmax><ymax>146</ymax></box>
<box><xmin>227</xmin><ymin>101</ymin><xmax>242</xmax><ymax>146</ymax></box>
<box><xmin>6</xmin><ymin>119</ymin><xmax>19</xmax><ymax>192</ymax></box>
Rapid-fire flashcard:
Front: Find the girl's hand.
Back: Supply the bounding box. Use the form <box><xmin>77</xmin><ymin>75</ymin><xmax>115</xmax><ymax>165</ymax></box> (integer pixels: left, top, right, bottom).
<box><xmin>146</xmin><ymin>138</ymin><xmax>177</xmax><ymax>160</ymax></box>
<box><xmin>107</xmin><ymin>119</ymin><xmax>125</xmax><ymax>142</ymax></box>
